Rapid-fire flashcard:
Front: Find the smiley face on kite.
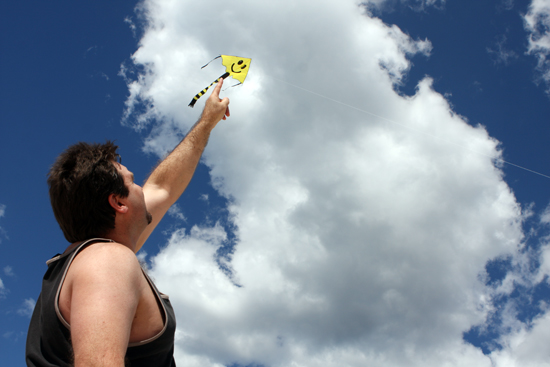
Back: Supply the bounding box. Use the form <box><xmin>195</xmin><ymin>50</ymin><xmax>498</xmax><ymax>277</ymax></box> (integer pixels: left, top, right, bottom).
<box><xmin>231</xmin><ymin>59</ymin><xmax>248</xmax><ymax>74</ymax></box>
<box><xmin>189</xmin><ymin>55</ymin><xmax>252</xmax><ymax>107</ymax></box>
<box><xmin>220</xmin><ymin>55</ymin><xmax>251</xmax><ymax>84</ymax></box>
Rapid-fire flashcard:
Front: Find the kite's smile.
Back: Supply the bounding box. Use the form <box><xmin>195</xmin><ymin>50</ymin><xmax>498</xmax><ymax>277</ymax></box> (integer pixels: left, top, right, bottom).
<box><xmin>231</xmin><ymin>60</ymin><xmax>247</xmax><ymax>73</ymax></box>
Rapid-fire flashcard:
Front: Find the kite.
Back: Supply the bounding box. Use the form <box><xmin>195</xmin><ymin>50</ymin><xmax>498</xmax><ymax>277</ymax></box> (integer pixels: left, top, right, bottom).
<box><xmin>188</xmin><ymin>55</ymin><xmax>251</xmax><ymax>107</ymax></box>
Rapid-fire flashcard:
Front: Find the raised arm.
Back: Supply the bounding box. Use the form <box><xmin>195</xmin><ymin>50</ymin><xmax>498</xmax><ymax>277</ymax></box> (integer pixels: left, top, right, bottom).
<box><xmin>136</xmin><ymin>79</ymin><xmax>230</xmax><ymax>252</ymax></box>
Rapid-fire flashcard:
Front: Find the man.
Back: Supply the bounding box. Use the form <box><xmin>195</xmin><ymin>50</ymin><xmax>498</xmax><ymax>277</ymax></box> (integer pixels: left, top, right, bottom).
<box><xmin>26</xmin><ymin>80</ymin><xmax>230</xmax><ymax>366</ymax></box>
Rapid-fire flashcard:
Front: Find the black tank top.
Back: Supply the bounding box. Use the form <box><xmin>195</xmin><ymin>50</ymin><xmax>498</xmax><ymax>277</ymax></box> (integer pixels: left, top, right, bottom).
<box><xmin>26</xmin><ymin>239</ymin><xmax>176</xmax><ymax>366</ymax></box>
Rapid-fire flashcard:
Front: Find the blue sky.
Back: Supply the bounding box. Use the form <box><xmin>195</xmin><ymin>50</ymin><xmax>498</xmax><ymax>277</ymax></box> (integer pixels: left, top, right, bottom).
<box><xmin>2</xmin><ymin>0</ymin><xmax>550</xmax><ymax>366</ymax></box>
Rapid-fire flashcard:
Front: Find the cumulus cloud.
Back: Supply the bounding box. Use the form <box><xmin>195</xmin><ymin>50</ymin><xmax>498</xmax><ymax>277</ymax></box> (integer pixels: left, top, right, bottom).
<box><xmin>524</xmin><ymin>0</ymin><xmax>550</xmax><ymax>93</ymax></box>
<box><xmin>490</xmin><ymin>310</ymin><xmax>550</xmax><ymax>366</ymax></box>
<box><xmin>487</xmin><ymin>238</ymin><xmax>550</xmax><ymax>366</ymax></box>
<box><xmin>123</xmin><ymin>0</ymin><xmax>544</xmax><ymax>365</ymax></box>
<box><xmin>474</xmin><ymin>231</ymin><xmax>550</xmax><ymax>366</ymax></box>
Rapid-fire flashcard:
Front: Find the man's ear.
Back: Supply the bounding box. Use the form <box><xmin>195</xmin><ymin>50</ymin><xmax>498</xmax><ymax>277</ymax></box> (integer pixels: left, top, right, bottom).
<box><xmin>108</xmin><ymin>194</ymin><xmax>128</xmax><ymax>214</ymax></box>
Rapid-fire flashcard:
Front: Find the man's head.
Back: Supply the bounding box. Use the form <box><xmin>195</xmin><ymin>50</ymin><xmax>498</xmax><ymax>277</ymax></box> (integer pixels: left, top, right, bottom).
<box><xmin>48</xmin><ymin>141</ymin><xmax>129</xmax><ymax>243</ymax></box>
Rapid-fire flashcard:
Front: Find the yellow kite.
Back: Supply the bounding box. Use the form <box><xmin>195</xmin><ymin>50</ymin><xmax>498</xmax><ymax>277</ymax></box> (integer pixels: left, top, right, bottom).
<box><xmin>188</xmin><ymin>55</ymin><xmax>252</xmax><ymax>107</ymax></box>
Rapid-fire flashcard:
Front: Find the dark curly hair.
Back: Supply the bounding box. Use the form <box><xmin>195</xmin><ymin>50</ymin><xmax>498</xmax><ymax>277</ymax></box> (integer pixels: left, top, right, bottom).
<box><xmin>47</xmin><ymin>141</ymin><xmax>129</xmax><ymax>243</ymax></box>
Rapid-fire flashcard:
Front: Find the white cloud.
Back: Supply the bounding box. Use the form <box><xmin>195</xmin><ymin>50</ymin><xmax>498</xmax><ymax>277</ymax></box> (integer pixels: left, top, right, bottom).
<box><xmin>467</xmin><ymin>206</ymin><xmax>550</xmax><ymax>366</ymax></box>
<box><xmin>490</xmin><ymin>309</ymin><xmax>550</xmax><ymax>366</ymax></box>
<box><xmin>17</xmin><ymin>298</ymin><xmax>36</xmax><ymax>318</ymax></box>
<box><xmin>536</xmin><ymin>244</ymin><xmax>550</xmax><ymax>283</ymax></box>
<box><xmin>0</xmin><ymin>204</ymin><xmax>5</xmax><ymax>218</ymax></box>
<box><xmin>123</xmin><ymin>0</ymin><xmax>544</xmax><ymax>366</ymax></box>
<box><xmin>524</xmin><ymin>0</ymin><xmax>550</xmax><ymax>93</ymax></box>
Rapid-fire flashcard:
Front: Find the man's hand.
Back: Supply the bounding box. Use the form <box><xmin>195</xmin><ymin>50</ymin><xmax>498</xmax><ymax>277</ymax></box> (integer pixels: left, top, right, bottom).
<box><xmin>201</xmin><ymin>78</ymin><xmax>230</xmax><ymax>127</ymax></box>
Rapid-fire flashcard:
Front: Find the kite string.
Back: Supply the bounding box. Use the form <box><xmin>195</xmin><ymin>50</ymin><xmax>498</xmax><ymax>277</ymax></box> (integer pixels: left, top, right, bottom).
<box><xmin>268</xmin><ymin>76</ymin><xmax>550</xmax><ymax>180</ymax></box>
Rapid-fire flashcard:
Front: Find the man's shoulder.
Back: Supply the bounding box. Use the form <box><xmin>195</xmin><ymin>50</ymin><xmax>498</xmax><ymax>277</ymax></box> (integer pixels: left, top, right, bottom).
<box><xmin>69</xmin><ymin>242</ymin><xmax>142</xmax><ymax>282</ymax></box>
<box><xmin>76</xmin><ymin>241</ymin><xmax>137</xmax><ymax>262</ymax></box>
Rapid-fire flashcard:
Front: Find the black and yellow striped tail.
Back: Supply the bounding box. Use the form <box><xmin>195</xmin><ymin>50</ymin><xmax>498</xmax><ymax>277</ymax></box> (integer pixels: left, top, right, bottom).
<box><xmin>188</xmin><ymin>72</ymin><xmax>230</xmax><ymax>107</ymax></box>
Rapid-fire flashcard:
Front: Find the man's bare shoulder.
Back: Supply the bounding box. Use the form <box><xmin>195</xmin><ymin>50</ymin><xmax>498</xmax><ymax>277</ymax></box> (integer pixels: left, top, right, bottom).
<box><xmin>59</xmin><ymin>241</ymin><xmax>144</xmax><ymax>330</ymax></box>
<box><xmin>69</xmin><ymin>242</ymin><xmax>142</xmax><ymax>283</ymax></box>
<box><xmin>63</xmin><ymin>242</ymin><xmax>145</xmax><ymax>365</ymax></box>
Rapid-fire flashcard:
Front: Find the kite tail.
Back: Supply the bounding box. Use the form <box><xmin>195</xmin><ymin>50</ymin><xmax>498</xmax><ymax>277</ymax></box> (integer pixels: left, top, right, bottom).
<box><xmin>188</xmin><ymin>72</ymin><xmax>230</xmax><ymax>107</ymax></box>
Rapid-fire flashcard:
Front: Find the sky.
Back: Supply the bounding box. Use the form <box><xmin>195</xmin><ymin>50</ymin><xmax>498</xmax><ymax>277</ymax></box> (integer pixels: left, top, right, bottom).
<box><xmin>1</xmin><ymin>0</ymin><xmax>550</xmax><ymax>366</ymax></box>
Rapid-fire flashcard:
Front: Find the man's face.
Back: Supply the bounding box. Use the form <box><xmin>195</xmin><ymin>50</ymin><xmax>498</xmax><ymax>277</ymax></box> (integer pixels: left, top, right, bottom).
<box><xmin>115</xmin><ymin>162</ymin><xmax>153</xmax><ymax>225</ymax></box>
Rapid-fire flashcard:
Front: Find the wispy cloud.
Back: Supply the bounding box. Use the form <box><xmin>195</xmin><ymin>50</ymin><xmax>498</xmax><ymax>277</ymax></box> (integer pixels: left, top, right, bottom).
<box><xmin>3</xmin><ymin>266</ymin><xmax>14</xmax><ymax>277</ymax></box>
<box><xmin>84</xmin><ymin>45</ymin><xmax>99</xmax><ymax>58</ymax></box>
<box><xmin>498</xmin><ymin>0</ymin><xmax>515</xmax><ymax>11</ymax></box>
<box><xmin>17</xmin><ymin>298</ymin><xmax>36</xmax><ymax>318</ymax></box>
<box><xmin>2</xmin><ymin>331</ymin><xmax>26</xmax><ymax>343</ymax></box>
<box><xmin>524</xmin><ymin>0</ymin><xmax>550</xmax><ymax>94</ymax></box>
<box><xmin>488</xmin><ymin>35</ymin><xmax>519</xmax><ymax>65</ymax></box>
<box><xmin>367</xmin><ymin>0</ymin><xmax>446</xmax><ymax>12</ymax></box>
<box><xmin>124</xmin><ymin>16</ymin><xmax>138</xmax><ymax>38</ymax></box>
<box><xmin>168</xmin><ymin>204</ymin><xmax>187</xmax><ymax>222</ymax></box>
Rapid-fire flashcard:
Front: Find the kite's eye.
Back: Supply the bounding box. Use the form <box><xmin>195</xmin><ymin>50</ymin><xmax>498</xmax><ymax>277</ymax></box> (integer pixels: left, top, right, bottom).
<box><xmin>237</xmin><ymin>60</ymin><xmax>247</xmax><ymax>69</ymax></box>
